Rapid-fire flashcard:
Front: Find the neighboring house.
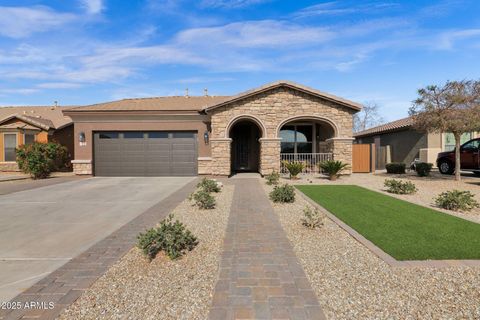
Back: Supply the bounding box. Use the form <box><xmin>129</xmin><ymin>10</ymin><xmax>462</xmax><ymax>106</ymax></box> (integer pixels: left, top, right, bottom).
<box><xmin>0</xmin><ymin>106</ymin><xmax>74</xmax><ymax>171</ymax></box>
<box><xmin>63</xmin><ymin>81</ymin><xmax>361</xmax><ymax>176</ymax></box>
<box><xmin>354</xmin><ymin>116</ymin><xmax>479</xmax><ymax>167</ymax></box>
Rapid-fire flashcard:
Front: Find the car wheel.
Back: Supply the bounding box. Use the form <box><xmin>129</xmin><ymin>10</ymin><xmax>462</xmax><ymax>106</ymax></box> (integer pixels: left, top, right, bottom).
<box><xmin>438</xmin><ymin>160</ymin><xmax>454</xmax><ymax>175</ymax></box>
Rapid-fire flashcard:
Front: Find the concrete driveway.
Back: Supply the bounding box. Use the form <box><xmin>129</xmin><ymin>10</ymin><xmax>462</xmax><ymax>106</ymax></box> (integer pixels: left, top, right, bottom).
<box><xmin>0</xmin><ymin>177</ymin><xmax>195</xmax><ymax>302</ymax></box>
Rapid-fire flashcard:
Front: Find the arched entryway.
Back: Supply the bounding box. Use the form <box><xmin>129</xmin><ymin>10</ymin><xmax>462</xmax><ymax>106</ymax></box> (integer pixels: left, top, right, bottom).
<box><xmin>229</xmin><ymin>120</ymin><xmax>262</xmax><ymax>173</ymax></box>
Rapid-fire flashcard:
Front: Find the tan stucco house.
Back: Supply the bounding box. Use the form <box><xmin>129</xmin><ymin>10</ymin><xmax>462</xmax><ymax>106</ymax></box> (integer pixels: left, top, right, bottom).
<box><xmin>64</xmin><ymin>81</ymin><xmax>361</xmax><ymax>176</ymax></box>
<box><xmin>354</xmin><ymin>116</ymin><xmax>480</xmax><ymax>167</ymax></box>
<box><xmin>0</xmin><ymin>106</ymin><xmax>74</xmax><ymax>171</ymax></box>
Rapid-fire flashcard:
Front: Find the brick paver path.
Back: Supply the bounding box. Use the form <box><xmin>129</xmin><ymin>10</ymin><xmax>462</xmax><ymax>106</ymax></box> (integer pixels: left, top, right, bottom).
<box><xmin>209</xmin><ymin>178</ymin><xmax>326</xmax><ymax>320</ymax></box>
<box><xmin>0</xmin><ymin>179</ymin><xmax>197</xmax><ymax>320</ymax></box>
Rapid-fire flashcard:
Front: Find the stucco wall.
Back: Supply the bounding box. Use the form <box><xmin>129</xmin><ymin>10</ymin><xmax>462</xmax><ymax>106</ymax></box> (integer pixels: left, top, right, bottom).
<box><xmin>210</xmin><ymin>87</ymin><xmax>355</xmax><ymax>175</ymax></box>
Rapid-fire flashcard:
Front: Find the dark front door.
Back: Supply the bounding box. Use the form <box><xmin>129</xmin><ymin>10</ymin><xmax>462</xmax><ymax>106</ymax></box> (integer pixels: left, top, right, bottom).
<box><xmin>230</xmin><ymin>122</ymin><xmax>260</xmax><ymax>172</ymax></box>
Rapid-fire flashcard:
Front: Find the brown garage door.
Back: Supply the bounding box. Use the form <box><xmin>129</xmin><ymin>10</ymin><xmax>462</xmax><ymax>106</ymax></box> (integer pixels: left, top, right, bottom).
<box><xmin>93</xmin><ymin>131</ymin><xmax>198</xmax><ymax>176</ymax></box>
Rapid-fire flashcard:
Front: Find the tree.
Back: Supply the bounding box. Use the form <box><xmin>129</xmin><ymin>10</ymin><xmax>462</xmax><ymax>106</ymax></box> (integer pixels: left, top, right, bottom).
<box><xmin>353</xmin><ymin>101</ymin><xmax>384</xmax><ymax>132</ymax></box>
<box><xmin>409</xmin><ymin>80</ymin><xmax>480</xmax><ymax>181</ymax></box>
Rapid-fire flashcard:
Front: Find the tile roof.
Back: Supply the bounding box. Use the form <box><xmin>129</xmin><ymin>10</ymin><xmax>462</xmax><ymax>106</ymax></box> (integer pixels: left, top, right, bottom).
<box><xmin>64</xmin><ymin>96</ymin><xmax>231</xmax><ymax>112</ymax></box>
<box><xmin>354</xmin><ymin>116</ymin><xmax>413</xmax><ymax>137</ymax></box>
<box><xmin>0</xmin><ymin>106</ymin><xmax>73</xmax><ymax>129</ymax></box>
<box><xmin>0</xmin><ymin>122</ymin><xmax>41</xmax><ymax>130</ymax></box>
<box><xmin>204</xmin><ymin>80</ymin><xmax>363</xmax><ymax>112</ymax></box>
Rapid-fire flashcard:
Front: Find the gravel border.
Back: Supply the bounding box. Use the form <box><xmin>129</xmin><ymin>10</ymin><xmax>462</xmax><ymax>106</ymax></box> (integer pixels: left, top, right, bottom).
<box><xmin>263</xmin><ymin>182</ymin><xmax>480</xmax><ymax>319</ymax></box>
<box><xmin>59</xmin><ymin>184</ymin><xmax>234</xmax><ymax>320</ymax></box>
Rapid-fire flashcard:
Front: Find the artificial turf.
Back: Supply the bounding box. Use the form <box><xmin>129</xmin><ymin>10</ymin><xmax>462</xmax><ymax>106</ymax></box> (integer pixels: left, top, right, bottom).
<box><xmin>296</xmin><ymin>185</ymin><xmax>480</xmax><ymax>261</ymax></box>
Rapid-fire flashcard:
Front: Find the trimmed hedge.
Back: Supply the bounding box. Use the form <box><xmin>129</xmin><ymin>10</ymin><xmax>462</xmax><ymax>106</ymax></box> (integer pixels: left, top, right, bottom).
<box><xmin>415</xmin><ymin>162</ymin><xmax>433</xmax><ymax>177</ymax></box>
<box><xmin>385</xmin><ymin>162</ymin><xmax>406</xmax><ymax>174</ymax></box>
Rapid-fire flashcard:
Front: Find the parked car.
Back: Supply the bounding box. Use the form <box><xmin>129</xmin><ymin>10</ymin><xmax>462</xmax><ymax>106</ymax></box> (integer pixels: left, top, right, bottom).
<box><xmin>436</xmin><ymin>138</ymin><xmax>480</xmax><ymax>175</ymax></box>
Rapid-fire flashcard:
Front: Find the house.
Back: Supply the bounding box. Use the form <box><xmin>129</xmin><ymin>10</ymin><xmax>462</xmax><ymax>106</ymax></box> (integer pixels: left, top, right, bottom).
<box><xmin>354</xmin><ymin>116</ymin><xmax>479</xmax><ymax>167</ymax></box>
<box><xmin>64</xmin><ymin>81</ymin><xmax>361</xmax><ymax>176</ymax></box>
<box><xmin>0</xmin><ymin>106</ymin><xmax>74</xmax><ymax>171</ymax></box>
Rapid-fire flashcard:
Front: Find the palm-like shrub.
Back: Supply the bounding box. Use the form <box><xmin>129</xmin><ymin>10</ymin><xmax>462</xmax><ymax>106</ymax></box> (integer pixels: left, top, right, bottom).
<box><xmin>282</xmin><ymin>161</ymin><xmax>304</xmax><ymax>179</ymax></box>
<box><xmin>318</xmin><ymin>160</ymin><xmax>349</xmax><ymax>180</ymax></box>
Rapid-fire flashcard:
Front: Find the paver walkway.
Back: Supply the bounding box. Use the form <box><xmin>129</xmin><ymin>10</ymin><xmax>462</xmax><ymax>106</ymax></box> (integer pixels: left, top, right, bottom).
<box><xmin>209</xmin><ymin>179</ymin><xmax>326</xmax><ymax>320</ymax></box>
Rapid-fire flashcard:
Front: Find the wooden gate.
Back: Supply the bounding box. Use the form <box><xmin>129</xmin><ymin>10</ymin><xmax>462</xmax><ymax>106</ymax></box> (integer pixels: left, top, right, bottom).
<box><xmin>352</xmin><ymin>144</ymin><xmax>371</xmax><ymax>173</ymax></box>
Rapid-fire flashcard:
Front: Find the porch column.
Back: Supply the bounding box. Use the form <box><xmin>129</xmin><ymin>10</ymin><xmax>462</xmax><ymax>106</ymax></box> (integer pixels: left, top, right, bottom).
<box><xmin>259</xmin><ymin>138</ymin><xmax>281</xmax><ymax>175</ymax></box>
<box><xmin>210</xmin><ymin>138</ymin><xmax>232</xmax><ymax>176</ymax></box>
<box><xmin>326</xmin><ymin>137</ymin><xmax>354</xmax><ymax>174</ymax></box>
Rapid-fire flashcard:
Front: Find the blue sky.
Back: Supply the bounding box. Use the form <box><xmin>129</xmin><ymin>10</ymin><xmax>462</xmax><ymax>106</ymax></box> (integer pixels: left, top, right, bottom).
<box><xmin>1</xmin><ymin>0</ymin><xmax>480</xmax><ymax>121</ymax></box>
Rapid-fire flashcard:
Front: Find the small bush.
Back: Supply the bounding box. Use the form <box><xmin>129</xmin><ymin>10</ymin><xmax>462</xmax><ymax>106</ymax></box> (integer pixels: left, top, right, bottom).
<box><xmin>197</xmin><ymin>178</ymin><xmax>221</xmax><ymax>193</ymax></box>
<box><xmin>435</xmin><ymin>190</ymin><xmax>479</xmax><ymax>211</ymax></box>
<box><xmin>269</xmin><ymin>184</ymin><xmax>295</xmax><ymax>203</ymax></box>
<box><xmin>190</xmin><ymin>189</ymin><xmax>216</xmax><ymax>209</ymax></box>
<box><xmin>385</xmin><ymin>162</ymin><xmax>406</xmax><ymax>174</ymax></box>
<box><xmin>16</xmin><ymin>142</ymin><xmax>68</xmax><ymax>179</ymax></box>
<box><xmin>384</xmin><ymin>179</ymin><xmax>417</xmax><ymax>194</ymax></box>
<box><xmin>318</xmin><ymin>160</ymin><xmax>349</xmax><ymax>180</ymax></box>
<box><xmin>282</xmin><ymin>161</ymin><xmax>304</xmax><ymax>179</ymax></box>
<box><xmin>137</xmin><ymin>214</ymin><xmax>198</xmax><ymax>260</ymax></box>
<box><xmin>301</xmin><ymin>206</ymin><xmax>325</xmax><ymax>229</ymax></box>
<box><xmin>415</xmin><ymin>162</ymin><xmax>433</xmax><ymax>177</ymax></box>
<box><xmin>265</xmin><ymin>170</ymin><xmax>280</xmax><ymax>185</ymax></box>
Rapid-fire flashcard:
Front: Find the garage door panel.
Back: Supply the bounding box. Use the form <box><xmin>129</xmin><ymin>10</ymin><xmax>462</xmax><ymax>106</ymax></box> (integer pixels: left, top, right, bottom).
<box><xmin>94</xmin><ymin>131</ymin><xmax>197</xmax><ymax>176</ymax></box>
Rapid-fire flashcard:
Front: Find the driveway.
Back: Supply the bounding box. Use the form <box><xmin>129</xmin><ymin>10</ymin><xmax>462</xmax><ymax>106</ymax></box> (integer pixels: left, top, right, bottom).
<box><xmin>0</xmin><ymin>177</ymin><xmax>195</xmax><ymax>302</ymax></box>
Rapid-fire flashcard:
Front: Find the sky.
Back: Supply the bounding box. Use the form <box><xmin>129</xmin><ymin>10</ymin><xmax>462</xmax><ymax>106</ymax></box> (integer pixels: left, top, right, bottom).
<box><xmin>0</xmin><ymin>0</ymin><xmax>480</xmax><ymax>121</ymax></box>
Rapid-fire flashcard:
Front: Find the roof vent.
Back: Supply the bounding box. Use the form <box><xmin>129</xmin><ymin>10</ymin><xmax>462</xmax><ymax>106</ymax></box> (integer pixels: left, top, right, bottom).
<box><xmin>185</xmin><ymin>88</ymin><xmax>189</xmax><ymax>98</ymax></box>
<box><xmin>204</xmin><ymin>88</ymin><xmax>208</xmax><ymax>97</ymax></box>
<box><xmin>51</xmin><ymin>101</ymin><xmax>58</xmax><ymax>110</ymax></box>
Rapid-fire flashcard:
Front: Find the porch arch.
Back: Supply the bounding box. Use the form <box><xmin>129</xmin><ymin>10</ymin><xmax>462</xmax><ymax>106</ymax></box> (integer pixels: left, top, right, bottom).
<box><xmin>275</xmin><ymin>115</ymin><xmax>339</xmax><ymax>138</ymax></box>
<box><xmin>225</xmin><ymin>114</ymin><xmax>267</xmax><ymax>139</ymax></box>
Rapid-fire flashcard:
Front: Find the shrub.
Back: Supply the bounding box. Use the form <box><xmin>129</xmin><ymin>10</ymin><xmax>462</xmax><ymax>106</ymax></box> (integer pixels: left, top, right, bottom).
<box><xmin>16</xmin><ymin>142</ymin><xmax>68</xmax><ymax>179</ymax></box>
<box><xmin>301</xmin><ymin>206</ymin><xmax>325</xmax><ymax>229</ymax></box>
<box><xmin>269</xmin><ymin>184</ymin><xmax>295</xmax><ymax>203</ymax></box>
<box><xmin>190</xmin><ymin>189</ymin><xmax>216</xmax><ymax>209</ymax></box>
<box><xmin>318</xmin><ymin>160</ymin><xmax>349</xmax><ymax>180</ymax></box>
<box><xmin>384</xmin><ymin>179</ymin><xmax>417</xmax><ymax>194</ymax></box>
<box><xmin>265</xmin><ymin>170</ymin><xmax>280</xmax><ymax>185</ymax></box>
<box><xmin>282</xmin><ymin>161</ymin><xmax>304</xmax><ymax>179</ymax></box>
<box><xmin>137</xmin><ymin>214</ymin><xmax>198</xmax><ymax>260</ymax></box>
<box><xmin>415</xmin><ymin>162</ymin><xmax>433</xmax><ymax>177</ymax></box>
<box><xmin>435</xmin><ymin>190</ymin><xmax>479</xmax><ymax>211</ymax></box>
<box><xmin>385</xmin><ymin>162</ymin><xmax>406</xmax><ymax>174</ymax></box>
<box><xmin>197</xmin><ymin>178</ymin><xmax>221</xmax><ymax>193</ymax></box>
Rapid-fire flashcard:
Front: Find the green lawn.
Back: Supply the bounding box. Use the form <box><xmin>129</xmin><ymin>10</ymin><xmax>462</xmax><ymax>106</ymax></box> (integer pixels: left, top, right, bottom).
<box><xmin>296</xmin><ymin>185</ymin><xmax>480</xmax><ymax>261</ymax></box>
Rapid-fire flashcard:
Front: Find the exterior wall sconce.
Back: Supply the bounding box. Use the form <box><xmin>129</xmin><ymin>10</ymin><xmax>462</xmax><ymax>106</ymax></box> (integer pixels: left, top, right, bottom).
<box><xmin>204</xmin><ymin>131</ymin><xmax>209</xmax><ymax>144</ymax></box>
<box><xmin>79</xmin><ymin>132</ymin><xmax>86</xmax><ymax>146</ymax></box>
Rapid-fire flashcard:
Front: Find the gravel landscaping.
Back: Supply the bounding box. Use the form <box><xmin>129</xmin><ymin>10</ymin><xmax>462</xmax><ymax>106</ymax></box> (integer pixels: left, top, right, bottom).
<box><xmin>263</xmin><ymin>182</ymin><xmax>480</xmax><ymax>319</ymax></box>
<box><xmin>286</xmin><ymin>171</ymin><xmax>480</xmax><ymax>224</ymax></box>
<box><xmin>59</xmin><ymin>183</ymin><xmax>234</xmax><ymax>320</ymax></box>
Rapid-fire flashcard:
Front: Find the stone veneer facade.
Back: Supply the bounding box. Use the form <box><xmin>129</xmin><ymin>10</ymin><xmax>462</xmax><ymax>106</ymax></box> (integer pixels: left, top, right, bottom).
<box><xmin>72</xmin><ymin>160</ymin><xmax>92</xmax><ymax>175</ymax></box>
<box><xmin>209</xmin><ymin>87</ymin><xmax>355</xmax><ymax>176</ymax></box>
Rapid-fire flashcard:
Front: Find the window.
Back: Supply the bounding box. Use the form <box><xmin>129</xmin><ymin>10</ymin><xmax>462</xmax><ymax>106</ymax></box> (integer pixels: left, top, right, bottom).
<box><xmin>99</xmin><ymin>132</ymin><xmax>119</xmax><ymax>139</ymax></box>
<box><xmin>462</xmin><ymin>139</ymin><xmax>480</xmax><ymax>151</ymax></box>
<box><xmin>148</xmin><ymin>132</ymin><xmax>168</xmax><ymax>139</ymax></box>
<box><xmin>4</xmin><ymin>134</ymin><xmax>17</xmax><ymax>162</ymax></box>
<box><xmin>172</xmin><ymin>132</ymin><xmax>194</xmax><ymax>138</ymax></box>
<box><xmin>280</xmin><ymin>124</ymin><xmax>313</xmax><ymax>153</ymax></box>
<box><xmin>24</xmin><ymin>133</ymin><xmax>35</xmax><ymax>145</ymax></box>
<box><xmin>444</xmin><ymin>132</ymin><xmax>473</xmax><ymax>151</ymax></box>
<box><xmin>123</xmin><ymin>132</ymin><xmax>144</xmax><ymax>139</ymax></box>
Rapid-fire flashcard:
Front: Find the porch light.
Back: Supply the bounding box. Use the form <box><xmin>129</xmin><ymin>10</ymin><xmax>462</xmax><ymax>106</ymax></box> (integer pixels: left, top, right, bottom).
<box><xmin>79</xmin><ymin>132</ymin><xmax>86</xmax><ymax>146</ymax></box>
<box><xmin>204</xmin><ymin>131</ymin><xmax>209</xmax><ymax>144</ymax></box>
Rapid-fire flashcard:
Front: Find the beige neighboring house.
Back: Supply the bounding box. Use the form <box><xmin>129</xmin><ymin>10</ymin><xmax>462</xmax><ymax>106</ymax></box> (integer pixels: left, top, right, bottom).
<box><xmin>0</xmin><ymin>106</ymin><xmax>74</xmax><ymax>171</ymax></box>
<box><xmin>354</xmin><ymin>116</ymin><xmax>480</xmax><ymax>167</ymax></box>
<box><xmin>63</xmin><ymin>80</ymin><xmax>362</xmax><ymax>176</ymax></box>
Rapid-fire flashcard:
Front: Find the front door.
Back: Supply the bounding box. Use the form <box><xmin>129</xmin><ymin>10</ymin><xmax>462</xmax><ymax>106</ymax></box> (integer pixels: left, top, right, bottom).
<box><xmin>230</xmin><ymin>122</ymin><xmax>260</xmax><ymax>173</ymax></box>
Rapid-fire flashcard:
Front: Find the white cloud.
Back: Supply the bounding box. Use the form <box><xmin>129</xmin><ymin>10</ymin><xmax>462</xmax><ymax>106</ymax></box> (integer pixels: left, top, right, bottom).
<box><xmin>294</xmin><ymin>2</ymin><xmax>399</xmax><ymax>19</ymax></box>
<box><xmin>0</xmin><ymin>6</ymin><xmax>75</xmax><ymax>38</ymax></box>
<box><xmin>200</xmin><ymin>0</ymin><xmax>270</xmax><ymax>8</ymax></box>
<box><xmin>436</xmin><ymin>29</ymin><xmax>480</xmax><ymax>50</ymax></box>
<box><xmin>36</xmin><ymin>82</ymin><xmax>83</xmax><ymax>89</ymax></box>
<box><xmin>175</xmin><ymin>20</ymin><xmax>334</xmax><ymax>48</ymax></box>
<box><xmin>80</xmin><ymin>0</ymin><xmax>104</xmax><ymax>14</ymax></box>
